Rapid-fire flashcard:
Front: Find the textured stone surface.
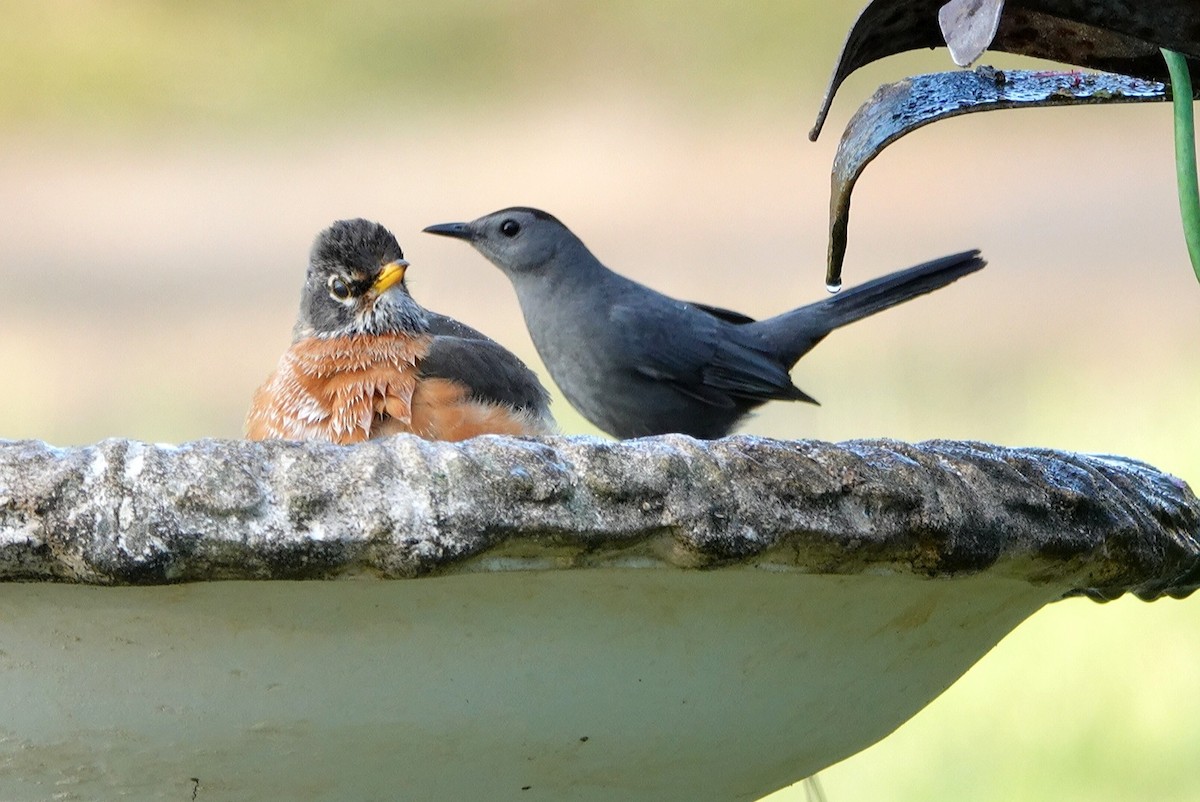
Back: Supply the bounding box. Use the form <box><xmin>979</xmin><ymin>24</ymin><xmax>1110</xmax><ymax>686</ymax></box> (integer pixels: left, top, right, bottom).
<box><xmin>0</xmin><ymin>435</ymin><xmax>1195</xmax><ymax>600</ymax></box>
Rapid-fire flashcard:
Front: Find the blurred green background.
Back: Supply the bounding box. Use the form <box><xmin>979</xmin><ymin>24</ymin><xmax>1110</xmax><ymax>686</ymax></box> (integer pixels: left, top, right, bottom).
<box><xmin>0</xmin><ymin>2</ymin><xmax>1198</xmax><ymax>799</ymax></box>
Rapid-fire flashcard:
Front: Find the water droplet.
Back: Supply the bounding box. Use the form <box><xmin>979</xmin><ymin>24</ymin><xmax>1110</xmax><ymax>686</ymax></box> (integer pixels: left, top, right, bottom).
<box><xmin>825</xmin><ymin>279</ymin><xmax>843</xmax><ymax>294</ymax></box>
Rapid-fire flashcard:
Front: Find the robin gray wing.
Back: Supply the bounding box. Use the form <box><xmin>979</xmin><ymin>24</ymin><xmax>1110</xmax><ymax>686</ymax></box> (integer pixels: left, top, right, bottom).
<box><xmin>418</xmin><ymin>335</ymin><xmax>551</xmax><ymax>417</ymax></box>
<box><xmin>425</xmin><ymin>310</ymin><xmax>491</xmax><ymax>341</ymax></box>
<box><xmin>611</xmin><ymin>303</ymin><xmax>806</xmax><ymax>408</ymax></box>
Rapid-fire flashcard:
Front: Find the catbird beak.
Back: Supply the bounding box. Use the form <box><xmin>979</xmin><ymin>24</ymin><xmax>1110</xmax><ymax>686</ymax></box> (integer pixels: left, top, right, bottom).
<box><xmin>422</xmin><ymin>222</ymin><xmax>474</xmax><ymax>241</ymax></box>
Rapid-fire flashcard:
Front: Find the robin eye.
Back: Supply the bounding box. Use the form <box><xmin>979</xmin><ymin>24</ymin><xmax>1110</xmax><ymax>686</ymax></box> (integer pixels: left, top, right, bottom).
<box><xmin>329</xmin><ymin>276</ymin><xmax>351</xmax><ymax>300</ymax></box>
<box><xmin>500</xmin><ymin>220</ymin><xmax>521</xmax><ymax>237</ymax></box>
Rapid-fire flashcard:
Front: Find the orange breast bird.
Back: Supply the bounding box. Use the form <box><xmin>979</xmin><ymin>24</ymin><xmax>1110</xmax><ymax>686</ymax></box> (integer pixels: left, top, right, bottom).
<box><xmin>246</xmin><ymin>218</ymin><xmax>554</xmax><ymax>444</ymax></box>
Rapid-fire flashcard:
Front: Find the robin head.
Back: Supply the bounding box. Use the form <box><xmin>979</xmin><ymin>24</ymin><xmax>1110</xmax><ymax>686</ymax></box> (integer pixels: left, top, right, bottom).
<box><xmin>423</xmin><ymin>207</ymin><xmax>585</xmax><ymax>280</ymax></box>
<box><xmin>295</xmin><ymin>219</ymin><xmax>428</xmax><ymax>340</ymax></box>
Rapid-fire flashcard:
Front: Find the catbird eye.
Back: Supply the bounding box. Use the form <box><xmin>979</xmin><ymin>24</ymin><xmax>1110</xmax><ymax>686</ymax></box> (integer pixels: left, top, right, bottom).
<box><xmin>500</xmin><ymin>219</ymin><xmax>521</xmax><ymax>237</ymax></box>
<box><xmin>328</xmin><ymin>276</ymin><xmax>352</xmax><ymax>301</ymax></box>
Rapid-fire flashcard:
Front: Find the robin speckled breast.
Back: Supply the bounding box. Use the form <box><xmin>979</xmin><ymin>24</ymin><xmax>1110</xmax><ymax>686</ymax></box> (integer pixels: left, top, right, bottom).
<box><xmin>246</xmin><ymin>218</ymin><xmax>555</xmax><ymax>444</ymax></box>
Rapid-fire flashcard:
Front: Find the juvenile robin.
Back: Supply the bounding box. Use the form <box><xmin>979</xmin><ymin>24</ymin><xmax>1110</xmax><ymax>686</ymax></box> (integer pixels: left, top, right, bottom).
<box><xmin>424</xmin><ymin>207</ymin><xmax>985</xmax><ymax>440</ymax></box>
<box><xmin>246</xmin><ymin>218</ymin><xmax>554</xmax><ymax>444</ymax></box>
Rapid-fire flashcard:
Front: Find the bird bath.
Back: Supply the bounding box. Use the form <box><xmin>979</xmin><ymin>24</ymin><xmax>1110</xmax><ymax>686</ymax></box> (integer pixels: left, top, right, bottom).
<box><xmin>0</xmin><ymin>435</ymin><xmax>1195</xmax><ymax>800</ymax></box>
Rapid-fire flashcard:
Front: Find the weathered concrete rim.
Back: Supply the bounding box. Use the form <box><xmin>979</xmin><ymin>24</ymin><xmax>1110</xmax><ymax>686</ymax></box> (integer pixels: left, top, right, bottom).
<box><xmin>0</xmin><ymin>435</ymin><xmax>1195</xmax><ymax>600</ymax></box>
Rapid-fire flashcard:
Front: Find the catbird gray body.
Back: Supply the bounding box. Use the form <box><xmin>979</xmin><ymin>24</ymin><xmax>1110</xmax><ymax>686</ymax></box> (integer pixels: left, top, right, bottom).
<box><xmin>424</xmin><ymin>208</ymin><xmax>985</xmax><ymax>439</ymax></box>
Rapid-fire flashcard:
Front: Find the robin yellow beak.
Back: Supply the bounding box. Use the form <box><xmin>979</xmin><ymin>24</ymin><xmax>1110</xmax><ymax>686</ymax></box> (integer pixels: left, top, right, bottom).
<box><xmin>372</xmin><ymin>259</ymin><xmax>409</xmax><ymax>294</ymax></box>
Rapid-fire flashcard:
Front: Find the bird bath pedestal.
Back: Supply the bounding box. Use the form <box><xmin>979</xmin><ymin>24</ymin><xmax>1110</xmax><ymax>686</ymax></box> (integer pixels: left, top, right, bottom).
<box><xmin>0</xmin><ymin>435</ymin><xmax>1195</xmax><ymax>801</ymax></box>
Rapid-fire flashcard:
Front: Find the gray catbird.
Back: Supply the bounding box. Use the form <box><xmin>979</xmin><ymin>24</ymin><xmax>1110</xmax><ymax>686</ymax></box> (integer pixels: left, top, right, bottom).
<box><xmin>424</xmin><ymin>207</ymin><xmax>984</xmax><ymax>439</ymax></box>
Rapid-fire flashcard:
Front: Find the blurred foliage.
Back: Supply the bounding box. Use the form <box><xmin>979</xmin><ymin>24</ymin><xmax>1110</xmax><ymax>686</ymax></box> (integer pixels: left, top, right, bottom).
<box><xmin>0</xmin><ymin>0</ymin><xmax>848</xmax><ymax>130</ymax></box>
<box><xmin>1163</xmin><ymin>48</ymin><xmax>1200</xmax><ymax>279</ymax></box>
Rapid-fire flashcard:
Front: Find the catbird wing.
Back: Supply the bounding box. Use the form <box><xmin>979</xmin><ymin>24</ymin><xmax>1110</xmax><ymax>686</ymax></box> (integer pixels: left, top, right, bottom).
<box><xmin>685</xmin><ymin>302</ymin><xmax>757</xmax><ymax>326</ymax></box>
<box><xmin>612</xmin><ymin>303</ymin><xmax>808</xmax><ymax>408</ymax></box>
<box><xmin>704</xmin><ymin>335</ymin><xmax>816</xmax><ymax>403</ymax></box>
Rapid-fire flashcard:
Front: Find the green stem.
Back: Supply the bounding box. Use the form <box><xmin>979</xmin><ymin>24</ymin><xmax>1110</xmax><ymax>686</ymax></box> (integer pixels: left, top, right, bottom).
<box><xmin>1162</xmin><ymin>49</ymin><xmax>1200</xmax><ymax>283</ymax></box>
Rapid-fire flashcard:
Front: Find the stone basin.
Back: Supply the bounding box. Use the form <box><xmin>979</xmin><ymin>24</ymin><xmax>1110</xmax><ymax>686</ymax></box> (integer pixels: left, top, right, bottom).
<box><xmin>0</xmin><ymin>435</ymin><xmax>1196</xmax><ymax>801</ymax></box>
